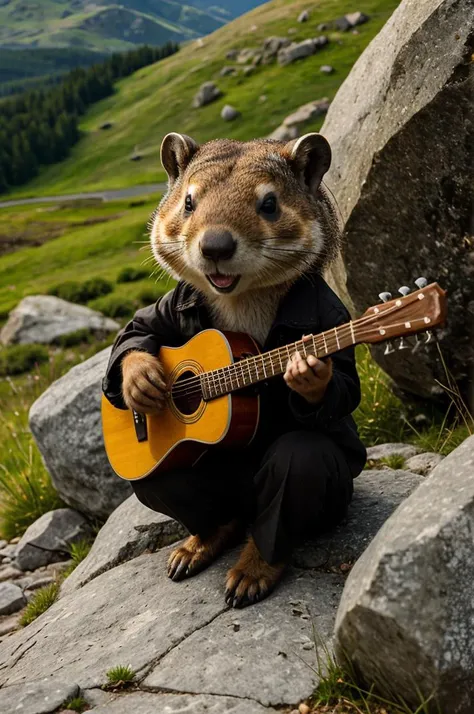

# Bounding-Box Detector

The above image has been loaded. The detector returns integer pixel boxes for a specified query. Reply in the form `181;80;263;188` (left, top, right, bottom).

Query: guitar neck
200;322;357;400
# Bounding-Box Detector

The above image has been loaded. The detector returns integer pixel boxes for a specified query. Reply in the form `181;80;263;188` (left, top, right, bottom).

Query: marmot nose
200;229;236;261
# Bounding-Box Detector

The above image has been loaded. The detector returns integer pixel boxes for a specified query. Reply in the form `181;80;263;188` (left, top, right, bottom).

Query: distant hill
0;0;267;53
0;47;107;96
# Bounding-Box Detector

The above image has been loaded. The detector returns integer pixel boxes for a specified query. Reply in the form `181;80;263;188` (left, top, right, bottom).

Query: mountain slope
8;0;401;197
0;0;237;52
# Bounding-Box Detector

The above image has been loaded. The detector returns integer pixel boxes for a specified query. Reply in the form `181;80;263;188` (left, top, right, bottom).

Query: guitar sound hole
171;370;202;415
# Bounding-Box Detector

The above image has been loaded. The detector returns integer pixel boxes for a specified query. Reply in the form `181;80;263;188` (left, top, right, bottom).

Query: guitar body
102;329;260;481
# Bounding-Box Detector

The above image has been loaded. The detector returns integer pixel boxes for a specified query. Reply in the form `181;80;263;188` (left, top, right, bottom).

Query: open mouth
206;273;241;293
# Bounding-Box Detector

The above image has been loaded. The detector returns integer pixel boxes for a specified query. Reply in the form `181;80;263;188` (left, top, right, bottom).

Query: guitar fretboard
199;322;357;400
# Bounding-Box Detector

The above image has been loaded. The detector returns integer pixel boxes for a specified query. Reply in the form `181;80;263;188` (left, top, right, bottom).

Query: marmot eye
260;194;278;216
184;194;194;213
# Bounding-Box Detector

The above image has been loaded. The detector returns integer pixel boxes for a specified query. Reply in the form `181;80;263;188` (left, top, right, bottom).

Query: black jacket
102;273;367;477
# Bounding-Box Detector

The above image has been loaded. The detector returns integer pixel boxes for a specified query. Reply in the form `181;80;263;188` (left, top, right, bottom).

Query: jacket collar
174;272;323;329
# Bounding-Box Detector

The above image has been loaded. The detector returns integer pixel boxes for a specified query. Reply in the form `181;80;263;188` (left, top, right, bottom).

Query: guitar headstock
355;278;447;352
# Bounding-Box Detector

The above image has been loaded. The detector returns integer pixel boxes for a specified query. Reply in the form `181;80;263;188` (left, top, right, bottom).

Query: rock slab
15;509;92;571
61;495;186;595
366;442;421;461
92;692;279;714
0;678;79;714
323;0;474;403
335;435;474;713
192;81;221;108
29;347;131;519
0;295;118;345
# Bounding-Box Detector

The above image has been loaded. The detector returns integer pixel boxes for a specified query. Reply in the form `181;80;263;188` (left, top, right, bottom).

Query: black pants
132;430;354;565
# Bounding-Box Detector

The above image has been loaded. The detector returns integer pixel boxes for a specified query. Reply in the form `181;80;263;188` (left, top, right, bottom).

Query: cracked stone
91;692;279;713
405;452;445;476
0;546;227;690
366;443;421;461
61;495;186;596
143;570;343;707
292;469;422;569
0;677;78;714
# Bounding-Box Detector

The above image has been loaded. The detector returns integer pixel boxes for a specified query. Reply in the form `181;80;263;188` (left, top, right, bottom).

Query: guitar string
169;310;425;399
168;317;430;401
169;299;417;398
168;300;405;397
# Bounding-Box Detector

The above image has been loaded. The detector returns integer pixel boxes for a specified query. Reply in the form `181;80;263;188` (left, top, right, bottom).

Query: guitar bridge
132;410;148;442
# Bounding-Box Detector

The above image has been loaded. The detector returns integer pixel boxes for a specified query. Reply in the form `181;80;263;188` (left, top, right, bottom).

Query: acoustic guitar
102;279;446;481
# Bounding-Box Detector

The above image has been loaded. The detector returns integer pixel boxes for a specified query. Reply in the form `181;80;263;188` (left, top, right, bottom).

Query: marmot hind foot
225;537;285;608
167;520;243;582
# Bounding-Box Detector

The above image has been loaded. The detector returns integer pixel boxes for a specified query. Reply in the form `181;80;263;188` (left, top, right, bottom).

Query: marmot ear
161;133;199;185
284;133;331;194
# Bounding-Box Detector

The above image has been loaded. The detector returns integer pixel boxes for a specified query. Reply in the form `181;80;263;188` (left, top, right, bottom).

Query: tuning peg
384;341;395;355
398;286;411;297
398;337;412;350
415;277;428;289
378;291;392;303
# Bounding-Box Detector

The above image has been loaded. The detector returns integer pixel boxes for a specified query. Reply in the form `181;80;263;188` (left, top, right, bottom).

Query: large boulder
335;435;474;713
29;347;131;519
322;0;474;404
0;295;119;345
15;509;91;572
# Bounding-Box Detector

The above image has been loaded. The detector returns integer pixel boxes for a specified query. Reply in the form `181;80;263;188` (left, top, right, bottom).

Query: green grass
19;581;60;627
5;0;401;198
63;697;89;713
62;538;95;579
379;454;407;470
105;665;136;689
0;344;49;377
0;197;167;318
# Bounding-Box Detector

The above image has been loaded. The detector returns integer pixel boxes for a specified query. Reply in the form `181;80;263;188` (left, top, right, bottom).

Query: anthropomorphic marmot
103;132;366;608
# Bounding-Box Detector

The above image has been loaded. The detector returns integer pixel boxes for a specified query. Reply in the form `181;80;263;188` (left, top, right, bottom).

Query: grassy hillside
0;0;255;53
7;0;400;198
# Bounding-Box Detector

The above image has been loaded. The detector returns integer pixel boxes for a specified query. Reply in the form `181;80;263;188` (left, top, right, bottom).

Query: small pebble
9;537;20;545
2;558;11;565
302;642;314;650
299;704;311;714
290;710;300;714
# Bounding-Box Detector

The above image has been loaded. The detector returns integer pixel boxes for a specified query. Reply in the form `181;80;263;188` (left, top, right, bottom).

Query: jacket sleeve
288;304;362;428
102;289;182;409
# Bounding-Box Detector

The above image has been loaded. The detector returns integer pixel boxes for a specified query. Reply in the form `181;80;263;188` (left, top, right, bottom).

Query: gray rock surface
345;11;369;26
268;124;299;141
219;65;237;76
297;9;309;22
15;509;91;572
320;64;334;73
262;36;290;59
235;47;257;64
405;451;445;476
221;104;240;121
0;295;119;345
335;435;474;712
29;347;131;519
269;98;330;141
0;565;22;582
323;0;474;402
0;678;79;714
92;692;279;713
192;81;222;108
143;570;343;707
0;582;26;615
366;442;421;461
278;37;328;66
61;495;186;595
293;468;422;569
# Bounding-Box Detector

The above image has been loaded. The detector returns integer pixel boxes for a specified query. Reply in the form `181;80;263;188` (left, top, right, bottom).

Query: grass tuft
117;266;149;283
0;344;49;377
89;293;135;318
19;581;60;626
379;454;407;470
62;537;94;579
105;664;136;689
64;696;89;712
48;277;113;304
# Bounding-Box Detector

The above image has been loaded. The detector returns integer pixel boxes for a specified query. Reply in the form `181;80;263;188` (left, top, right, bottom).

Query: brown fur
225;537;285;608
167;520;244;581
121;351;166;414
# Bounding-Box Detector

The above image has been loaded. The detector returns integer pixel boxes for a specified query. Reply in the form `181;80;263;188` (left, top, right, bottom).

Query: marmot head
150;133;340;298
